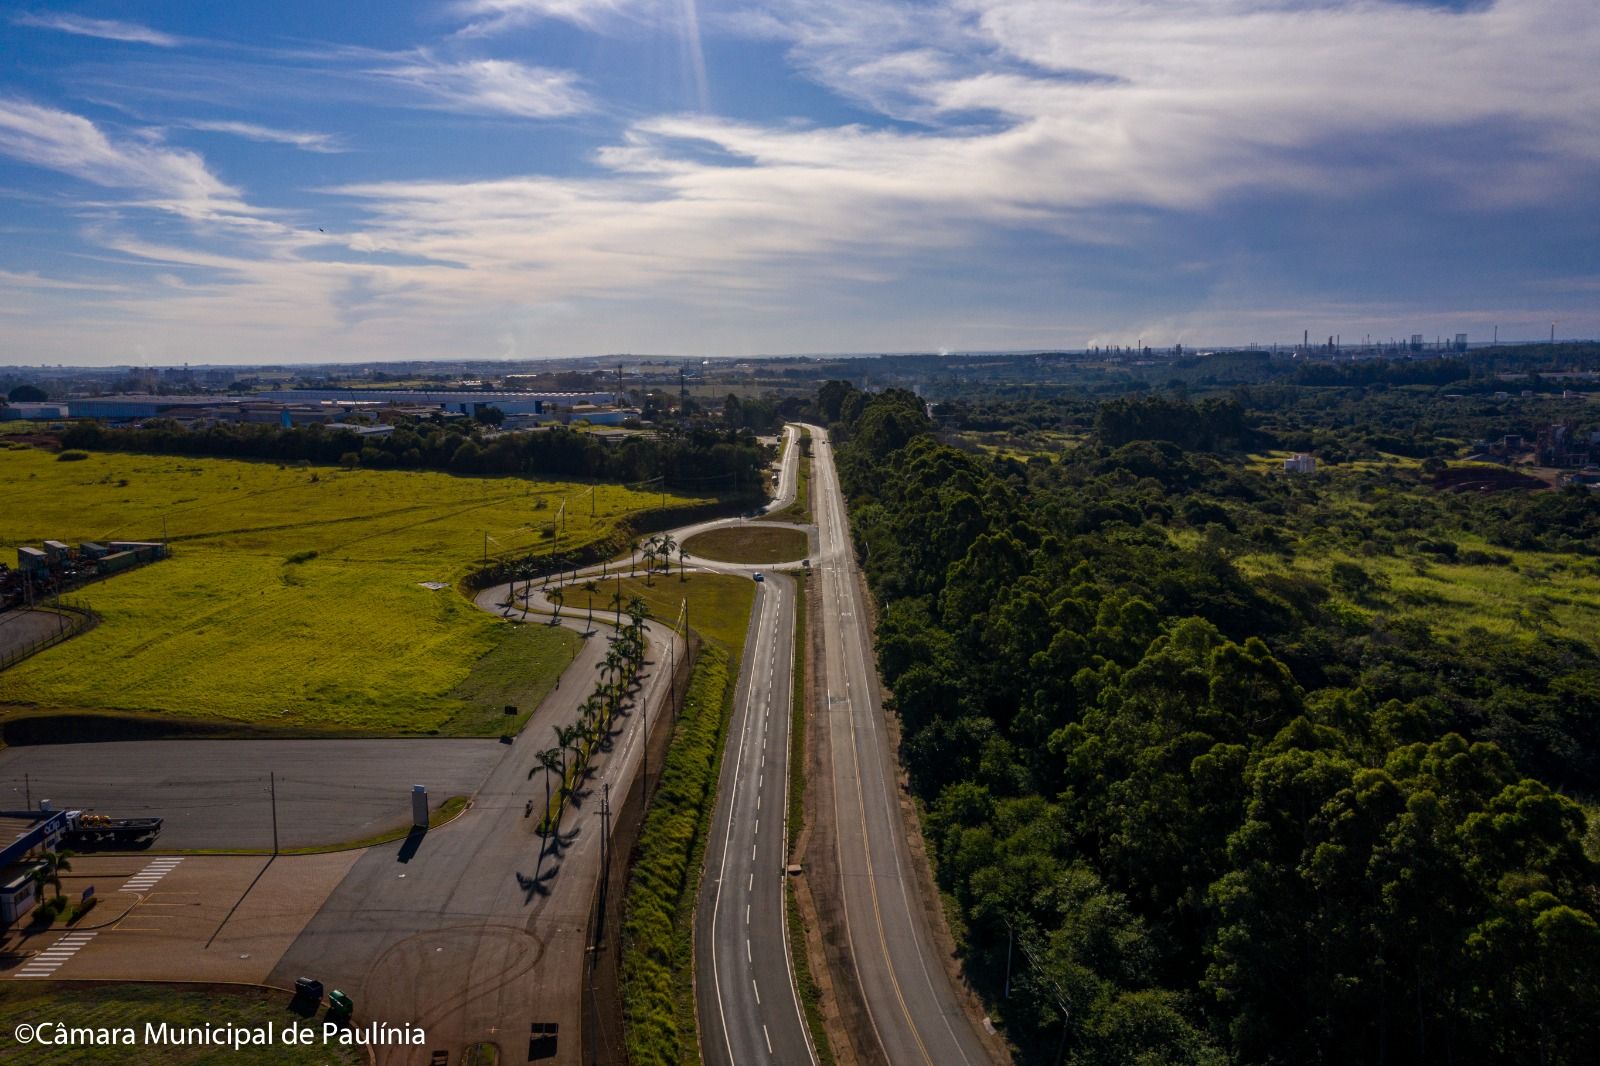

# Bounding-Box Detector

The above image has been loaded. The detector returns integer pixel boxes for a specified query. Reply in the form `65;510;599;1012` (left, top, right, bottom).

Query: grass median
682;524;807;565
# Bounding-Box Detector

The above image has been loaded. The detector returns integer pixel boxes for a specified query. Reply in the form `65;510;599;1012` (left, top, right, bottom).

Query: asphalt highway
807;425;995;1066
696;574;816;1066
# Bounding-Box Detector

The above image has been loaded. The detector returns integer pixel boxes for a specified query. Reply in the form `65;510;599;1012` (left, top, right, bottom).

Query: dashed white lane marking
14;932;96;978
120;857;183;892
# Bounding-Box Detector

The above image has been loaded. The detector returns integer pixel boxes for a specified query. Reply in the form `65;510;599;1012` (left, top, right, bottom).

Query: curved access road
806;424;996;1066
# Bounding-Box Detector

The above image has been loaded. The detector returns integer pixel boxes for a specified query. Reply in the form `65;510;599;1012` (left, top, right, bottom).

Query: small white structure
1284;453;1318;474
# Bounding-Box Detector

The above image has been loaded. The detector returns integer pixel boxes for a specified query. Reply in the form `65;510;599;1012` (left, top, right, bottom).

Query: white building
1284;453;1318;474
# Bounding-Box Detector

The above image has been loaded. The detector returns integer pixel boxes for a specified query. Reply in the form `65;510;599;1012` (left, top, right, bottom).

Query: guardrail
0;599;96;672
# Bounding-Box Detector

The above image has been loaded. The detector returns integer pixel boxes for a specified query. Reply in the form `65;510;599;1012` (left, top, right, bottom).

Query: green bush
56;450;89;462
620;646;734;1066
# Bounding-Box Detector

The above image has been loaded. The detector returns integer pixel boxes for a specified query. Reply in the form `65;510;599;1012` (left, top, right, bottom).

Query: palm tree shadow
518;863;560;902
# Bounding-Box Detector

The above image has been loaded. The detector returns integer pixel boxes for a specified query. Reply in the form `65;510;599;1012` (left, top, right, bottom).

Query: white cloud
12;12;183;47
373;56;592;117
0;99;270;225
3;0;1598;361
185;120;344;153
451;0;642;36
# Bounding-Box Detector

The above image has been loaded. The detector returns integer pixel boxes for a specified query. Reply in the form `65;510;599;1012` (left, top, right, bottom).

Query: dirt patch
684;524;809;565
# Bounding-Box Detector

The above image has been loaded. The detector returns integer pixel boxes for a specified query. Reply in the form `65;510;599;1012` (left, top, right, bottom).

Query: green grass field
682;525;808;565
0;448;706;734
0;984;363;1065
575;571;755;659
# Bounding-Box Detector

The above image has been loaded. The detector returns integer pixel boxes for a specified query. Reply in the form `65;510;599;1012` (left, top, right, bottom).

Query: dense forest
823;383;1600;1064
56;417;768;493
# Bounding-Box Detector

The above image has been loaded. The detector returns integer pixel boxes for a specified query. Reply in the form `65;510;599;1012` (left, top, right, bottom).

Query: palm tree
641;536;659;586
548;585;565;623
658;533;677;576
535;748;561;832
678;545;688;581
610;585;624;628
32;849;73;901
629;539;641;577
582;580;600;633
552;724;576;800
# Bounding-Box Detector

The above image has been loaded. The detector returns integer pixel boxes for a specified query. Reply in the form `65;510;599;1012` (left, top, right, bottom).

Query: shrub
56;450;89;462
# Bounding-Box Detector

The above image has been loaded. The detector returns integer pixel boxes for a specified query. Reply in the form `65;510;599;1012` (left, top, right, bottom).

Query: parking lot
0;738;502;849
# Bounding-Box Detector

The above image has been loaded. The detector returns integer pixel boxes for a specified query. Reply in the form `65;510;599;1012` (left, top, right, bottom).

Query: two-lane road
696;575;815;1066
807;425;995;1066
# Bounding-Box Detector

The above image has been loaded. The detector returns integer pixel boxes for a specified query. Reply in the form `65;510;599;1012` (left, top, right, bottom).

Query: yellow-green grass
0;448;707;733
682;525;808;565
585;572;755;660
1235;535;1600;651
0;983;363;1065
1244;450;1430;474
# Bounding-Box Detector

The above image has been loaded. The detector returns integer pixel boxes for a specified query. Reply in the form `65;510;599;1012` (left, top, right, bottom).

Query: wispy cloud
2;0;1597;362
451;0;639;37
372;56;592;118
12;12;183;47
184;120;343;153
0;99;270;225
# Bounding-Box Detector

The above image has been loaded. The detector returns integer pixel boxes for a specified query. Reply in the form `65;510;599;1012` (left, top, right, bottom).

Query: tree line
817;381;1600;1065
56;417;768;492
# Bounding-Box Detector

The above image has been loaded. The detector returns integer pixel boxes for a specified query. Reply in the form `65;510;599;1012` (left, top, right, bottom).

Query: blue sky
0;0;1595;364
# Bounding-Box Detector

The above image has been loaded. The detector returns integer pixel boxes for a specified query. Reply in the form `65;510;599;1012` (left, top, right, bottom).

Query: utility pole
599;783;611;905
269;772;279;856
1004;922;1014;999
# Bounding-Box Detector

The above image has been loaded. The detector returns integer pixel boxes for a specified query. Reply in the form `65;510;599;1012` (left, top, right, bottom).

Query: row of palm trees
633;533;684;586
533;596;650;837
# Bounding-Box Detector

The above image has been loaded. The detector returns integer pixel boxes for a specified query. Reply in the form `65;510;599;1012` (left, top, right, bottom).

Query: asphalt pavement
807;425;995;1066
0;739;502;849
696;575;816;1066
269;613;683;1065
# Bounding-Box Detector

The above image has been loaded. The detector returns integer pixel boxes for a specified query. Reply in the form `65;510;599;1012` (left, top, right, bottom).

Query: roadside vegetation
620;644;736;1066
822;381;1600;1064
0;984;364;1065
615;559;757;1063
682;524;807;565
0;447;704;734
